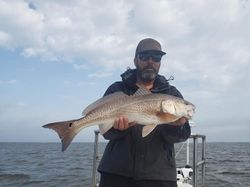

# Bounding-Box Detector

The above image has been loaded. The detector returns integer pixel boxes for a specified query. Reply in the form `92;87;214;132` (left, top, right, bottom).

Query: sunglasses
138;53;163;62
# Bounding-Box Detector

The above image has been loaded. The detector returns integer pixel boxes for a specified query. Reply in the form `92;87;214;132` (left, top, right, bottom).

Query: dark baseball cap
135;38;166;57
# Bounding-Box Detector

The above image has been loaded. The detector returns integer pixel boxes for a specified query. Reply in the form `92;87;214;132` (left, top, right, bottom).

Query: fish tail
43;120;78;152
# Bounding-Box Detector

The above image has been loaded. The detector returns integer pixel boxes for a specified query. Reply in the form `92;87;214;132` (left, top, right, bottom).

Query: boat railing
190;134;206;187
90;130;206;187
91;130;101;187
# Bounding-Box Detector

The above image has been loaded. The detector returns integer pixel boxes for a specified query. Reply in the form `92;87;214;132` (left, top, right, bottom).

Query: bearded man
98;38;190;187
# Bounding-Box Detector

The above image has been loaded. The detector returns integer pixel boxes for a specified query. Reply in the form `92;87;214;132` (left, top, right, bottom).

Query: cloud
0;79;17;84
0;0;135;66
0;101;28;119
73;64;89;70
63;80;96;87
1;0;249;72
88;72;112;78
1;0;250;141
0;31;13;49
0;0;44;48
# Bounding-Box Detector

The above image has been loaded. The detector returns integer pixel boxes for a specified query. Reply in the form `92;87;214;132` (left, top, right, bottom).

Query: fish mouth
187;111;193;119
187;105;195;119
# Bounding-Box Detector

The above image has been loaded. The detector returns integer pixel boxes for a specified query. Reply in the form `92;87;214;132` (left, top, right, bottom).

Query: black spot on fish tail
42;120;78;151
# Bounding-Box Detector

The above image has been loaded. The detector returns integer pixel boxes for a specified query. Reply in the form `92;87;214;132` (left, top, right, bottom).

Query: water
0;142;249;187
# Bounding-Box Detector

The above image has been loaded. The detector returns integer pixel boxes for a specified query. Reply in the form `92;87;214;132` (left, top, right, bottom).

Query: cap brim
138;50;166;56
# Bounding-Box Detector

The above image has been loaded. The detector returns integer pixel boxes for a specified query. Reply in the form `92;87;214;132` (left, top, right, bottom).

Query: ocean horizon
1;142;249;187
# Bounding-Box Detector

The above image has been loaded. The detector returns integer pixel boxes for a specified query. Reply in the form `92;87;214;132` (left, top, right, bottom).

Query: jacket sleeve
159;87;191;143
159;122;191;143
101;82;130;140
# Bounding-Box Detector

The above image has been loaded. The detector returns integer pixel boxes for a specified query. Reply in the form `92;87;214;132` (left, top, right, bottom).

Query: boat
177;166;193;187
90;131;206;187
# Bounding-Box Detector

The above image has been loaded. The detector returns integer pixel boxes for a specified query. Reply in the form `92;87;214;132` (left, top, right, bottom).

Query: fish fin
157;111;180;123
133;87;151;96
142;124;157;137
98;123;114;135
43;120;78;152
82;92;129;116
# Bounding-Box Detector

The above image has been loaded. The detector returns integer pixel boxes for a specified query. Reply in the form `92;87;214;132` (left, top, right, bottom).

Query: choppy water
0;142;249;187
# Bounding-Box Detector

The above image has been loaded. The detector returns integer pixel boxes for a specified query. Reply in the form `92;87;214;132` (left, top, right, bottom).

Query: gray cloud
0;0;250;141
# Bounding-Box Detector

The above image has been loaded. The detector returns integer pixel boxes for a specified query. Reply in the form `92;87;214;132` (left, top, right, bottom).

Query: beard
137;66;159;83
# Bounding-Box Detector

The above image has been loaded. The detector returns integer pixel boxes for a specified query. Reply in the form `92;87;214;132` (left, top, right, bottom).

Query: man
98;38;191;187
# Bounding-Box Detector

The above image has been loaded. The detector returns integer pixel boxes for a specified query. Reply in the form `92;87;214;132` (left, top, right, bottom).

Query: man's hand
169;117;187;126
113;117;136;131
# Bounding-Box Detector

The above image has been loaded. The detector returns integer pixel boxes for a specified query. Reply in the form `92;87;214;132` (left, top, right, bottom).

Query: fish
43;88;195;151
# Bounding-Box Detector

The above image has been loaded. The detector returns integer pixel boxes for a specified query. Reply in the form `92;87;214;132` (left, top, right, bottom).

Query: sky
0;0;250;143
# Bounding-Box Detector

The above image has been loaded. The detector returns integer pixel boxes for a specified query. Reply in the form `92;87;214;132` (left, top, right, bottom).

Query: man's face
134;52;163;83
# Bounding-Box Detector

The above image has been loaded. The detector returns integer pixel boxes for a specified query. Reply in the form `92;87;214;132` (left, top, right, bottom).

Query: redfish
43;88;195;151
